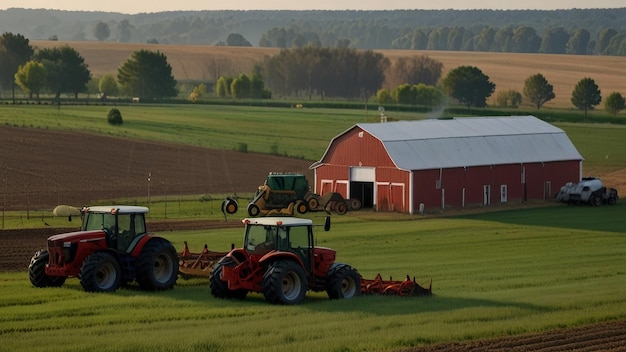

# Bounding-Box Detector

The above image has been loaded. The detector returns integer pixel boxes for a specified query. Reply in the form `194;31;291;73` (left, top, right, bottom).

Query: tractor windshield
246;225;276;252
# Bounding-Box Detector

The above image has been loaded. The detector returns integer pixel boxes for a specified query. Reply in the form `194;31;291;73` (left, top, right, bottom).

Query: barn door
483;185;491;205
500;185;508;203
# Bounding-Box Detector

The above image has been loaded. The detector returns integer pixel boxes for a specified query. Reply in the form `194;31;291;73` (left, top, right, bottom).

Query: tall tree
441;65;495;108
98;74;118;99
567;29;590;55
512;26;541;53
540;27;570;54
604;92;625;115
93;21;110;41
0;32;34;103
117;49;177;100
35;45;91;99
523;73;555;109
571;77;602;120
14;60;46;99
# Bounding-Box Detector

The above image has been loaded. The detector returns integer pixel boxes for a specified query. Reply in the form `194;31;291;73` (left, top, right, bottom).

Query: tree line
1;32;624;117
1;8;625;55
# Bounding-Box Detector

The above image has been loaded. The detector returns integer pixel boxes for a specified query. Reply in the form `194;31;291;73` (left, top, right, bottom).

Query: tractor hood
47;230;106;243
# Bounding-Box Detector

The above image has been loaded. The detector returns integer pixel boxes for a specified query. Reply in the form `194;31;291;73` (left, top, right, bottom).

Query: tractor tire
334;201;348;215
295;200;308;214
136;238;178;291
247;203;260;217
590;192;602;206
222;198;238;214
262;260;307;305
349;198;362;210
325;263;361;299
29;250;66;288
307;197;319;210
209;257;248;299
79;251;121;292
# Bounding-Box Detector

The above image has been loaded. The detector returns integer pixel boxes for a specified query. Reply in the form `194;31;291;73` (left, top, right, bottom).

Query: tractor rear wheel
210;257;248;299
29;250;67;288
136;238;178;291
80;251;121;292
326;263;361;299
262;260;307;305
307;196;319;210
334;201;348;215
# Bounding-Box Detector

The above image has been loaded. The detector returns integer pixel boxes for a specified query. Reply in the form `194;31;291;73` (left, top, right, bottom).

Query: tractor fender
129;234;155;257
259;251;305;270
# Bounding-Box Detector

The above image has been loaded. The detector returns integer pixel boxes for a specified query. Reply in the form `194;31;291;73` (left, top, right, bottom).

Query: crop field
30;40;626;109
1;102;626;350
1;204;626;351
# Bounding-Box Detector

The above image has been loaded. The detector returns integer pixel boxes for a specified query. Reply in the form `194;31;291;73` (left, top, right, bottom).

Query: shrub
107;108;123;125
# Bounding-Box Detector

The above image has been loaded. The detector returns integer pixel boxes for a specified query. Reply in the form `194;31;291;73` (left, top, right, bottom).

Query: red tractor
29;205;179;292
210;216;361;305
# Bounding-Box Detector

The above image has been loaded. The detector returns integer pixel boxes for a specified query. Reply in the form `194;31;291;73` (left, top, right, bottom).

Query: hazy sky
1;0;624;14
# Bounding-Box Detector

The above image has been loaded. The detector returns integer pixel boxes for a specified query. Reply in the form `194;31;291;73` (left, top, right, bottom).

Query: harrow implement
178;242;229;278
361;274;432;296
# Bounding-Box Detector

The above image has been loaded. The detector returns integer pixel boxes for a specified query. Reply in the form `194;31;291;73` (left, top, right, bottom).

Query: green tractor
244;173;361;217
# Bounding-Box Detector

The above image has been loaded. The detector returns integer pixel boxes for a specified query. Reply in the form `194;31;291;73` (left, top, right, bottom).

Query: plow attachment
361;274;432;296
178;242;229;278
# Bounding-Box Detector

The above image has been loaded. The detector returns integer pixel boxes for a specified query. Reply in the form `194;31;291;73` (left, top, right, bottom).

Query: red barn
310;116;583;214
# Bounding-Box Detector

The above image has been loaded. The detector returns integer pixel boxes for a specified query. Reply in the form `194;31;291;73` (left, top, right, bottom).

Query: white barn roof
319;116;583;171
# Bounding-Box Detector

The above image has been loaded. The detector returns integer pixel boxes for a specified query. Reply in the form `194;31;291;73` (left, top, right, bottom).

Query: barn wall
323;127;396;167
315;126;582;214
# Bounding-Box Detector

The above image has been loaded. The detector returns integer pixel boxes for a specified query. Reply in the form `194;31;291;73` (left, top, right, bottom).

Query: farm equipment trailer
180;215;431;305
240;173;362;217
29;205;179;292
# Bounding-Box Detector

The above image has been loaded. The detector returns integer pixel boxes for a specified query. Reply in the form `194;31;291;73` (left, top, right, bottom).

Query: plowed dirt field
1;125;624;352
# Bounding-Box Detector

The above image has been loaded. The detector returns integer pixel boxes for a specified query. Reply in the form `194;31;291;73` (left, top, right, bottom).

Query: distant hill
1;8;625;53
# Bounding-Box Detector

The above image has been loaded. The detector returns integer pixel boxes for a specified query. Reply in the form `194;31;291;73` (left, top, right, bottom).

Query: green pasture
2;104;625;169
1;204;625;352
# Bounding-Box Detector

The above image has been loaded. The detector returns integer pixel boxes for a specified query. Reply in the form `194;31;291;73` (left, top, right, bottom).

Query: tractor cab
81;206;148;252
243;217;315;271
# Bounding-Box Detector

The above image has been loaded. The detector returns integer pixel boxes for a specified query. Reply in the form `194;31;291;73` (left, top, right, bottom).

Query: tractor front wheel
326;263;361;299
262;260;307;305
210;257;248;299
136;238;178;291
29;249;66;288
80;251;121;292
295;200;308;214
247;204;260;217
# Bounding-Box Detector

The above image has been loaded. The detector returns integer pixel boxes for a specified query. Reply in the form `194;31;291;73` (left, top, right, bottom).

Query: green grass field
2;204;625;352
1;104;625;351
3;104;625;166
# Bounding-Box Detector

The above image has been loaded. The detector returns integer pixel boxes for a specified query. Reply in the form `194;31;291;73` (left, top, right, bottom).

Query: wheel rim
96;262;117;289
340;276;357;298
153;252;174;283
282;272;302;301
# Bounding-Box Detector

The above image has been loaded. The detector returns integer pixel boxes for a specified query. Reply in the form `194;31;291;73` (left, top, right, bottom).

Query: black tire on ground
29;249;67;288
295;200;308;214
262;260;307;305
209;257;248;299
136;237;178;291
308;197;319;210
247;203;260;217
334;201;348;215
349;198;362;210
79;251;121;292
590;192;602;206
326;263;361;299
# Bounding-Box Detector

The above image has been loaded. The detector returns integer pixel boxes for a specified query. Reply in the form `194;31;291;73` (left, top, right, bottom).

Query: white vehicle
555;177;618;206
